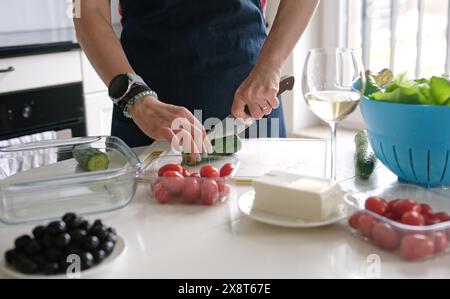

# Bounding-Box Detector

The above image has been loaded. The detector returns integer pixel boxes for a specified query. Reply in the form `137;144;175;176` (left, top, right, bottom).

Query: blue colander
360;97;450;187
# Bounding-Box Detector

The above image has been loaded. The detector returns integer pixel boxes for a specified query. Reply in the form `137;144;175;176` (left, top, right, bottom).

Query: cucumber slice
73;148;109;172
354;130;377;180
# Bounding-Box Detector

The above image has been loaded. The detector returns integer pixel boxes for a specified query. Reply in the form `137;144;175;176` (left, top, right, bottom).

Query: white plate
237;191;353;228
0;235;126;279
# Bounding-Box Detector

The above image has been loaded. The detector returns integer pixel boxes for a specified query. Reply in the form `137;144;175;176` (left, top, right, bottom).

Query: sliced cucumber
73;148;109;172
354;130;377;180
211;135;242;156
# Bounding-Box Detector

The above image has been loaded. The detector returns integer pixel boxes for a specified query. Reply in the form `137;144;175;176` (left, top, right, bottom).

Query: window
343;0;450;78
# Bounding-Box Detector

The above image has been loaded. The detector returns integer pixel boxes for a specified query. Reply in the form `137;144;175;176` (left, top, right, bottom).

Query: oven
0;82;86;140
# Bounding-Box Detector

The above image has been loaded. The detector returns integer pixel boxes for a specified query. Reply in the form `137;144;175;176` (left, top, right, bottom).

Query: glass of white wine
302;48;366;182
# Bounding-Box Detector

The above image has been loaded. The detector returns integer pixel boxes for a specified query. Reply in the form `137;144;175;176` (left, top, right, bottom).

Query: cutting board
140;138;328;182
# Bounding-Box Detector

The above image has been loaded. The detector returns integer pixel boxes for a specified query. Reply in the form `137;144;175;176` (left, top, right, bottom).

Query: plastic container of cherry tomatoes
345;183;450;261
140;155;240;206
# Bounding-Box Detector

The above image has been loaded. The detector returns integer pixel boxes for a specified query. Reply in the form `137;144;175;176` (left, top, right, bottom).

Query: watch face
109;74;130;99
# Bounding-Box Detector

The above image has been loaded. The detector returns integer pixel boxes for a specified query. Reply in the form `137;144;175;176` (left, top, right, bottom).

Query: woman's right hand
130;96;212;154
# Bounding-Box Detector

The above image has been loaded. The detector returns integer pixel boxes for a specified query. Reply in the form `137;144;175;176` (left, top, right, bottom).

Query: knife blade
207;75;295;140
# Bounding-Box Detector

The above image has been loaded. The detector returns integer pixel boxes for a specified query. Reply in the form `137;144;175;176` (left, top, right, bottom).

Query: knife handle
243;75;295;115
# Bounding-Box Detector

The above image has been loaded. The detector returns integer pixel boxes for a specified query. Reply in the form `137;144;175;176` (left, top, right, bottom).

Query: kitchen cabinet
84;92;113;137
0;51;82;94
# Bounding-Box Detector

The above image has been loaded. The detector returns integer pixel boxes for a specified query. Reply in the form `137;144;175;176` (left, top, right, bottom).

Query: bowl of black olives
2;213;125;278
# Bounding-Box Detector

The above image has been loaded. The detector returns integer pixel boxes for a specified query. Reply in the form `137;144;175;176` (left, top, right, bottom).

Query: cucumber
73;147;109;172
181;135;243;166
354;130;377;179
211;135;242;156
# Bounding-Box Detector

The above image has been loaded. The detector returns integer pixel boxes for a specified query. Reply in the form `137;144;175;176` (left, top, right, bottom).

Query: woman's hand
231;63;282;120
130;96;212;154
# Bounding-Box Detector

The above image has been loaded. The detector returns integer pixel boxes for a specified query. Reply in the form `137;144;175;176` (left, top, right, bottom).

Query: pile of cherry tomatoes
348;196;450;260
151;163;235;205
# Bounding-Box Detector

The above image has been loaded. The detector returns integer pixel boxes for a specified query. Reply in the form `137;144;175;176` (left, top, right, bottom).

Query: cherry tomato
432;232;449;253
420;204;434;217
365;196;388;216
158;164;183;177
201;180;219;205
392;199;421;218
401;234;435;260
200;165;220;178
400;211;425;226
181;178;201;204
358;214;376;238
385;212;397;221
372;222;400;251
182;168;191;177
190;172;201;178
348;212;361;230
387;199;400;212
218;182;231;197
219;163;235;177
425;215;441;226
434;212;450;222
153;181;172;204
162;170;185;194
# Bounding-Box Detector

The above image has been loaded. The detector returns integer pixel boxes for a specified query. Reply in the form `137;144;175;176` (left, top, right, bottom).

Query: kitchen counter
0;25;122;58
1;139;450;279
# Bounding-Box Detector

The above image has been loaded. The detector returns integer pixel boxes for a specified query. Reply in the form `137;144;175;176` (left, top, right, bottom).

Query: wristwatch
108;73;149;105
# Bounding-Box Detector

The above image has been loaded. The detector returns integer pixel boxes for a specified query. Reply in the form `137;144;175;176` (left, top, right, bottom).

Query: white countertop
1;139;450;279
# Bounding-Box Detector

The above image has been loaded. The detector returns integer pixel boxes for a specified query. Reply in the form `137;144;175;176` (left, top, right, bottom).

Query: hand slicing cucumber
354;130;377;180
73;147;109;172
181;135;242;166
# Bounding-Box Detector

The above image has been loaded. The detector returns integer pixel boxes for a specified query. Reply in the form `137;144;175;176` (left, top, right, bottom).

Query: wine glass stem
330;122;337;183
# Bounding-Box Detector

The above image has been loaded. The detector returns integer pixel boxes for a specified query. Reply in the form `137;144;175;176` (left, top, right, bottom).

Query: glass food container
345;183;450;261
140;154;240;206
0;136;140;224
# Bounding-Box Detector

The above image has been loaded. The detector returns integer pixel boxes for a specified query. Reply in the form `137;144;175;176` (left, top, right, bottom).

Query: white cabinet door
84;92;113;136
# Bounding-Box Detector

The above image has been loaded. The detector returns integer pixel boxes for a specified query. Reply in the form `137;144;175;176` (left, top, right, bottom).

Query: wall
0;0;121;33
266;0;323;134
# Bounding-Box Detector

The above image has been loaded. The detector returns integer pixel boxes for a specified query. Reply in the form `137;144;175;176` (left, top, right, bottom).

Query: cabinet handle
0;66;15;73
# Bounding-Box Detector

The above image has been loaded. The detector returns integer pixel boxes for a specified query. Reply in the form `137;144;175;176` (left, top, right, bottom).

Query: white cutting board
234;138;327;180
140;138;328;181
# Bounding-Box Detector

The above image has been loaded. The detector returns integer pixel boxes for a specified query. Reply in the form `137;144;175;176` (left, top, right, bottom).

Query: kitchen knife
207;75;295;140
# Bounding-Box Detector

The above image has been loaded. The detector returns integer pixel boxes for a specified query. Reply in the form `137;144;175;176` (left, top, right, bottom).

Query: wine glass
302;48;366;182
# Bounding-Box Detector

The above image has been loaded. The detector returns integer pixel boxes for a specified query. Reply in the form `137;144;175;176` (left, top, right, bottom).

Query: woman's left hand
231;63;282;120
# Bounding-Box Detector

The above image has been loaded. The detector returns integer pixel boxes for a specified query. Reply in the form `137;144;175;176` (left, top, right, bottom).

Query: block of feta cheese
252;171;343;221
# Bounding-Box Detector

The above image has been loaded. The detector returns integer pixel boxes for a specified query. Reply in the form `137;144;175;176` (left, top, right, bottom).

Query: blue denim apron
113;0;286;147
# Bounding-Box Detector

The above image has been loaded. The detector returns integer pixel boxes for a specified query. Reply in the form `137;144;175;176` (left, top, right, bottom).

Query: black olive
31;255;47;271
78;219;90;231
69;229;87;246
47;221;67;235
107;227;117;235
90;227;109;241
40;233;53;248
15;254;38;274
5;249;18;265
92;219;104;228
45;248;64;263
105;233;117;244
43;262;60;275
62;213;77;225
101;241;115;256
79;251;94;270
83;235;100;251
65;245;82;257
14;235;32;251
32;226;46;240
53;233;71;249
23;240;41;256
92;249;106;265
